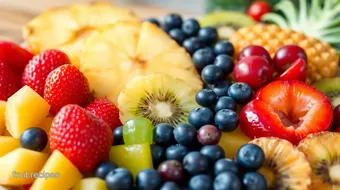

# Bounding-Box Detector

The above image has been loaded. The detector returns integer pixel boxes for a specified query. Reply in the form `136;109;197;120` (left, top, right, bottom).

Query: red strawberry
0;41;33;73
22;49;71;96
240;80;333;145
85;98;122;131
0;62;21;101
44;65;90;115
49;104;112;172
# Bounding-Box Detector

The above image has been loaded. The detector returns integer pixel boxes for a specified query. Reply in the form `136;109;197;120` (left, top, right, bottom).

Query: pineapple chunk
3;130;11;137
37;116;54;154
5;86;50;138
72;178;107;190
0;137;20;157
0;148;49;186
30;150;82;190
0;101;6;135
218;127;251;159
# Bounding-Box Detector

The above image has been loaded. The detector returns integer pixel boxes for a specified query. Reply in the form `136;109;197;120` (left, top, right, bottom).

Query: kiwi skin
313;77;340;107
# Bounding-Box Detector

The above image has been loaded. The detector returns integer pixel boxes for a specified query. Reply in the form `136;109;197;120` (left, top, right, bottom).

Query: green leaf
274;0;298;28
262;13;289;28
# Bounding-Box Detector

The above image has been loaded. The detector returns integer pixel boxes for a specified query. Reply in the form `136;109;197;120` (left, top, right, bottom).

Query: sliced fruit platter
0;0;339;189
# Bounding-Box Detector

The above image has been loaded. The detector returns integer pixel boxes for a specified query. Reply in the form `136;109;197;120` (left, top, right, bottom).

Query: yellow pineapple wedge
72;178;107;190
5;86;50;138
229;24;339;83
0;137;20;157
0;101;6;135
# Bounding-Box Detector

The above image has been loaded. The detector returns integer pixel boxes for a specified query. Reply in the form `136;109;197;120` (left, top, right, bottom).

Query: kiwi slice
118;75;199;126
199;11;256;40
313;77;340;107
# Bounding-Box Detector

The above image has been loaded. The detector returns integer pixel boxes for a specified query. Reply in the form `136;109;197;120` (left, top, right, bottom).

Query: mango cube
5;86;50;138
72;178;107;190
0;137;20;157
37;116;54;153
0;101;6;135
218;127;251;159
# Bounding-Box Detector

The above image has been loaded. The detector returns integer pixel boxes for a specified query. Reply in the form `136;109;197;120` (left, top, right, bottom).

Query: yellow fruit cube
72;178;107;190
3;130;11;137
218;127;251;159
0;148;49;186
110;144;153;177
30;150;82;190
0;101;6;135
37;116;54;153
5;86;50;138
0;137;20;157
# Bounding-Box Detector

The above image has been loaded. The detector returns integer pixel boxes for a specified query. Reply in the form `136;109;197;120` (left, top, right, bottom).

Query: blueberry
173;123;197;146
20;127;48;152
198;27;218;45
214;109;239;132
169;29;186;45
188;174;213;190
105;168;133;190
200;145;225;165
160;182;181;190
201;65;224;84
192;47;215;69
195;88;218;107
113;126;124;145
183;151;209;175
136;169;162;190
214;40;234;56
165;144;189;162
188;107;214;129
151;144;165;168
213;172;242;190
145;18;160;27
153;123;175;147
164;13;183;30
211;81;230;97
227;82;253;104
214;96;236;112
214;54;234;74
94;161;118;179
181;18;200;37
236;144;265;170
214;158;240;176
242;172;267;190
183;37;202;55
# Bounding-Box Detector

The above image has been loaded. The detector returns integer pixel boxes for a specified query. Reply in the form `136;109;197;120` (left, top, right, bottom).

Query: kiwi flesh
199;11;256;40
313;77;340;107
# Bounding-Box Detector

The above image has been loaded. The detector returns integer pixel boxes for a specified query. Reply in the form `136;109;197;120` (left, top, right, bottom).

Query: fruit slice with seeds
313;77;340;108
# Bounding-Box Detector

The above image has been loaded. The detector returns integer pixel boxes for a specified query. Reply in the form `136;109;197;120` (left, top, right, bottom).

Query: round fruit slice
118;75;199;126
250;137;312;189
298;132;340;189
313;77;340;107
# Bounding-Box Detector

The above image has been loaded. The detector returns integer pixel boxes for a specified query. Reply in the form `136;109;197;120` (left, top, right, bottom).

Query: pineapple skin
229;24;339;83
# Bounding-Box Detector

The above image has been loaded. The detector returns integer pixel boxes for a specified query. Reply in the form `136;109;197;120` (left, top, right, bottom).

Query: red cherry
233;56;274;90
334;105;340;126
247;1;272;22
238;45;272;63
275;58;307;81
273;45;308;73
335;127;340;133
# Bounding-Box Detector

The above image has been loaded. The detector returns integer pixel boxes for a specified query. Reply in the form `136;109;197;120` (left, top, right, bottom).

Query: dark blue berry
200;145;225;165
195;88;218;107
160;182;181;190
236;144;265;170
214;40;234;56
192;47;215;69
214;54;234;74
183;37;202;55
20;127;48;152
105;168;133;190
113;126;124;145
211;81;230;97
198;27;218;45
201;65;224;84
214;109;239;132
214;158;240;176
95;161;118;180
173;123;197;146
165;144;189;162
181;18;200;37
145;18;160;27
151;144;165;168
214;96;236;112
136;169;162;190
169;29;186;45
227;82;253;104
188;175;213;190
183;151;209;175
243;172;267;190
164;13;183;30
153;123;175;147
213;172;242;190
188;107;214;129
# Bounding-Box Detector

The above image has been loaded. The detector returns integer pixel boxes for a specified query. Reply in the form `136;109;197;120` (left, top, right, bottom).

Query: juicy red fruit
273;45;308;73
0;41;33;73
275;58;307;82
238;45;271;63
240;80;333;144
247;1;272;22
334;105;340;126
157;160;184;183
0;62;21;101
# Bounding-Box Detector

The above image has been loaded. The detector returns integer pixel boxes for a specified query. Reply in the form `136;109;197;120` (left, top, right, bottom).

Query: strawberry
44;65;90;115
0;62;21;101
0;41;33;73
22;49;71;96
85;98;122;131
49;104;113;172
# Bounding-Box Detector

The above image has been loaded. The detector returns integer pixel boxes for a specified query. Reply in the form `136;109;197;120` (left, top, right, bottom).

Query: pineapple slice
5;86;50;138
0;148;49;186
0;101;6;135
23;2;138;55
37;116;54;154
0;137;20;157
72;178;107;190
30;150;82;190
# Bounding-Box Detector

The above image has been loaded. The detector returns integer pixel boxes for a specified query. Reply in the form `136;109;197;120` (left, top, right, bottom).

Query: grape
157;160;184;183
197;125;221;145
123;118;153;145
